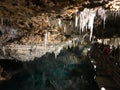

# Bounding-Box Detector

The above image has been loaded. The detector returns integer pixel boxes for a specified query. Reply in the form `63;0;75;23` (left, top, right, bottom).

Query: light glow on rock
101;87;106;90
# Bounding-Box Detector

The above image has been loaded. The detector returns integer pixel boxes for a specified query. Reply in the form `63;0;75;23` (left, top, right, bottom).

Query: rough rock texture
0;0;119;44
0;0;109;44
0;0;120;61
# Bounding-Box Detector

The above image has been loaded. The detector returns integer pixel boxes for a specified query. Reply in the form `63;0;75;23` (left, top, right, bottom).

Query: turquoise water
0;47;99;90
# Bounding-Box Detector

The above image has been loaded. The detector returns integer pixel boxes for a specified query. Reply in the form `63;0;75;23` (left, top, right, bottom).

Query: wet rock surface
0;65;11;81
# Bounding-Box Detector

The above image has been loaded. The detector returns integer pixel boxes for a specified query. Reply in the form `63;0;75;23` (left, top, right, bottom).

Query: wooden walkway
92;58;120;90
96;76;120;90
90;44;120;90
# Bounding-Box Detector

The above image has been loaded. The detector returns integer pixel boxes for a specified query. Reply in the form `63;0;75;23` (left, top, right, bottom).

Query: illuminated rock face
74;7;108;40
0;36;82;61
0;0;120;61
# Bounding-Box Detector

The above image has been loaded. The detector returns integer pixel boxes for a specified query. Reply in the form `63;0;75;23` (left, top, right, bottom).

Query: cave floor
90;44;120;90
96;76;120;90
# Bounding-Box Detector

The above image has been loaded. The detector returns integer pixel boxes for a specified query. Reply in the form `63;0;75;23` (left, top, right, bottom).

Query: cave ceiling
0;0;120;44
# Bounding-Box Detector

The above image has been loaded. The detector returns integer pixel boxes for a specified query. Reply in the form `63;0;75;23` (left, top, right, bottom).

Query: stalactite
75;7;109;41
103;15;106;29
97;7;107;29
79;12;83;32
9;28;17;40
79;12;82;33
55;47;62;59
46;16;50;26
83;8;90;32
0;17;13;27
75;13;78;28
114;10;120;18
117;10;120;17
64;24;66;33
2;46;6;56
78;8;96;40
79;8;91;33
58;18;62;27
44;32;47;50
88;10;96;41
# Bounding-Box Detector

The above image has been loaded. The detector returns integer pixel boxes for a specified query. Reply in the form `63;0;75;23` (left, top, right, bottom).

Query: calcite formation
0;0;120;61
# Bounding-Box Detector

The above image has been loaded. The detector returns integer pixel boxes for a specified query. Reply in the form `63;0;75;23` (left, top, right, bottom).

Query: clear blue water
0;47;99;90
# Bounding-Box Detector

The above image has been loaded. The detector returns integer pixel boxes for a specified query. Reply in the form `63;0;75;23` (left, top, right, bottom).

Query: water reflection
0;47;99;90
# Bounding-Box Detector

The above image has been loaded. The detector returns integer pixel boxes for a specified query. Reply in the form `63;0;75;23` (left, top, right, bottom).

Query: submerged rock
0;65;11;81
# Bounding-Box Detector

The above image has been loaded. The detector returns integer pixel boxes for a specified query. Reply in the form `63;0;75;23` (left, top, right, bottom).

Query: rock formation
0;0;120;61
